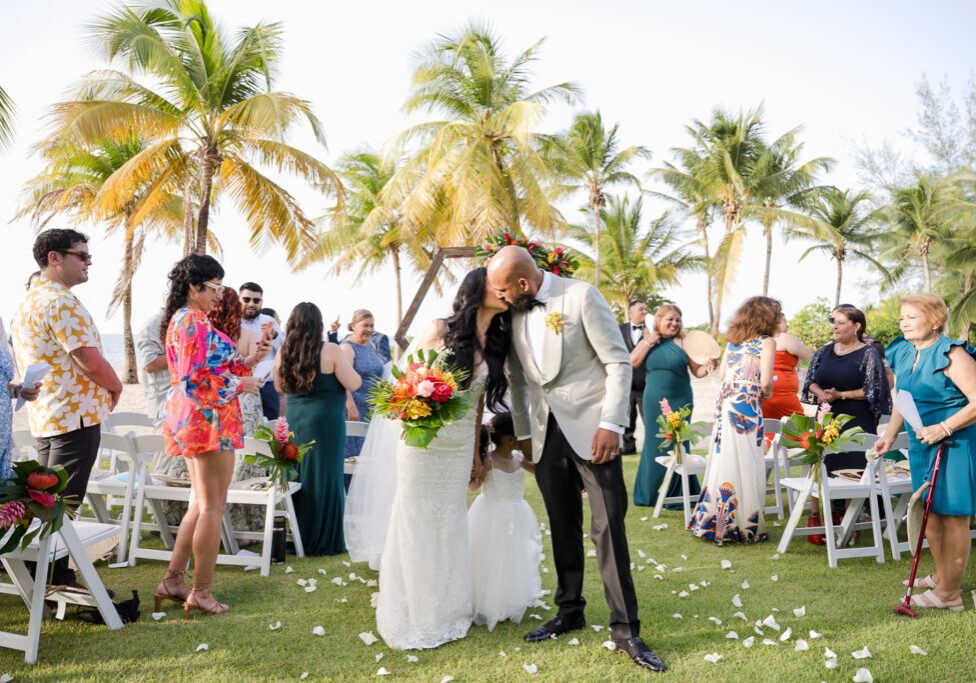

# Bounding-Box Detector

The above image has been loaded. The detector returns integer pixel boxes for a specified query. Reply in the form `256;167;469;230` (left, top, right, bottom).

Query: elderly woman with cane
875;294;976;612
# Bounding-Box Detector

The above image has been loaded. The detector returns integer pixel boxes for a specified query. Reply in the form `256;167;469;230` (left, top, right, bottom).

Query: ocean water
102;333;125;367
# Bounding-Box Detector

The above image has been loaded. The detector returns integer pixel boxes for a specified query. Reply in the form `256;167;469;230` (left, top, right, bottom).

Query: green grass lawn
2;455;974;681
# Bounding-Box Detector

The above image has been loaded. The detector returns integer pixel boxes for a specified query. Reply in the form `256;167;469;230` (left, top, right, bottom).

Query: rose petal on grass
568;638;580;646
654;574;664;580
376;654;384;663
721;559;732;569
795;640;809;651
640;516;648;521
318;568;328;575
196;643;209;652
853;667;873;683
297;578;307;586
779;627;792;642
312;626;325;636
304;585;317;593
269;621;282;630
602;641;616;650
678;591;689;598
852;646;872;660
367;579;378;587
300;674;308;680
637;549;646;558
151;612;166;621
673;566;683;573
704;652;723;663
825;658;838;669
441;677;454;683
331;577;343;586
793;606;806;617
754;626;765;636
375;668;391;676
681;554;688;560
359;631;379;645
771;575;778;582
762;615;781;631
732;594;743;608
741;580;750;589
742;636;755;648
407;655;419;662
587;549;597;557
637;566;645;572
499;651;506;657
0;675;13;683
770;553;780;560
825;647;837;659
672;613;682;619
708;617;722;625
335;598;348;603
809;630;823;639
529;614;542;620
910;645;927;656
522;664;538;674
284;566;294;574
591;625;604;632
726;631;739;639
689;584;699;591
342;561;351;567
762;638;779;646
733;611;747;621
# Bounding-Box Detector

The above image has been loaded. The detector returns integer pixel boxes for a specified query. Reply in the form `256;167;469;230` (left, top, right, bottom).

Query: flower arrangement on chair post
0;461;75;553
368;348;473;448
246;417;315;491
655;399;708;466
781;403;865;501
476;229;579;277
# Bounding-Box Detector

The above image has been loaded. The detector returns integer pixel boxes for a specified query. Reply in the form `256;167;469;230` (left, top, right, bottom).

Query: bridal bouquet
655;399;708;462
368;349;472;448
781;403;865;498
0;460;76;553
246;417;315;491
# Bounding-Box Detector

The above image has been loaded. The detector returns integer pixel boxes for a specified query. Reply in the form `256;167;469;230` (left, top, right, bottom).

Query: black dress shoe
611;636;667;672
523;615;586;642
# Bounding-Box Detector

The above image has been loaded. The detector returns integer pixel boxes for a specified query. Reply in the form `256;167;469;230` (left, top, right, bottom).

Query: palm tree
383;21;580;246
882;179;955;290
565;195;703;311
44;0;341;263
18;136;183;382
544;111;648;286
746;132;832;295
307;148;434;329
793;188;889;307
649;147;717;332
0;85;14;149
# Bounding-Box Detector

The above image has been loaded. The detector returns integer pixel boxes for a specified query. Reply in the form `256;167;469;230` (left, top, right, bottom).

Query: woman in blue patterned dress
689;297;779;545
0;318;41;481
340;310;386;460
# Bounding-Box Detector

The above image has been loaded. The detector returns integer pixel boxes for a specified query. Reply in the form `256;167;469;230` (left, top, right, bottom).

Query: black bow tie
633;324;644;330
529;299;546;310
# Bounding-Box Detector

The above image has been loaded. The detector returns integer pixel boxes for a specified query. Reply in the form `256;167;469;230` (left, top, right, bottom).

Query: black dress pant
259;381;280;420
621;390;644;454
534;412;640;640
34;423;101;585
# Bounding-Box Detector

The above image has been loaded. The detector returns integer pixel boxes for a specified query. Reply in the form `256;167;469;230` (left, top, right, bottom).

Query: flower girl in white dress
467;412;543;630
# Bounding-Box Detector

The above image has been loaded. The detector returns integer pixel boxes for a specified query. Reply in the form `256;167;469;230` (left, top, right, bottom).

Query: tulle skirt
467;494;544;631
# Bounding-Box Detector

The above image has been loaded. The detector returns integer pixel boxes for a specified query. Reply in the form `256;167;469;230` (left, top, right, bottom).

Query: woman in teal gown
876;294;976;612
630;305;716;507
274;303;362;555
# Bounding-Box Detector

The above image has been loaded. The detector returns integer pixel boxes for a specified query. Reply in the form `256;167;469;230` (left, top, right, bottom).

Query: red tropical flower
280;442;299;461
430;382;453;402
27;471;59;491
27;489;56;507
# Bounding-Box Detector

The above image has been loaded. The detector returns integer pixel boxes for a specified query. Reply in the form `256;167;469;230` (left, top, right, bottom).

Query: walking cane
893;439;954;617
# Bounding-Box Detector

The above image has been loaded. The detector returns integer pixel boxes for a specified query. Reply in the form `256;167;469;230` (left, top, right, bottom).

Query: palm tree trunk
119;220;139;384
593;204;601;288
835;257;843;308
194;147;220;254
391;245;403;328
762;223;773;296
710;211;737;338
922;250;932;291
181;176;195;256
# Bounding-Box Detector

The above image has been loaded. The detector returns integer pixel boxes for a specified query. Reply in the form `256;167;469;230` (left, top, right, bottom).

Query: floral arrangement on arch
655;399;708;461
781;403;865;498
0;461;76;553
475;230;579;277
368;349;473;448
245;417;315;491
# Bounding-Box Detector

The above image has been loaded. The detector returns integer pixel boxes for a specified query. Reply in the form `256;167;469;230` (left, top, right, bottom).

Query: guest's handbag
906;482;930;555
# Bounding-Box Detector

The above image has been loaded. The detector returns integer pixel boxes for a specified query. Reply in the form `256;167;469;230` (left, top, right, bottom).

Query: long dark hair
442;267;510;412
160;254;225;342
278;302;325;395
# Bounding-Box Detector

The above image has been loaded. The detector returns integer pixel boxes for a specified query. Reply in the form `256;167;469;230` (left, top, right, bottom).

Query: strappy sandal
154;569;189;610
183;583;229;620
909;588;964;612
903;574;937;589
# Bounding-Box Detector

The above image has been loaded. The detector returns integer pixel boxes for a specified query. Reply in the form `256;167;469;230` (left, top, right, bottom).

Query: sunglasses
59;249;92;263
201;281;225;296
241;296;262;304
827;317;849;325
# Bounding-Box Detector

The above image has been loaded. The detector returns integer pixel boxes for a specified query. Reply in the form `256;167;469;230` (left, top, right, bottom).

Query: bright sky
2;0;973;337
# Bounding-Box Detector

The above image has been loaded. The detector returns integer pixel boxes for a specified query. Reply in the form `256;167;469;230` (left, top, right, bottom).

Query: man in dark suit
619;300;648;454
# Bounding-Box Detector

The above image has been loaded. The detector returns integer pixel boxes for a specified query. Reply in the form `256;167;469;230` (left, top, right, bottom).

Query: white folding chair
1;517;123;663
651;421;712;526
128;435;305;576
777;434;886;567
762;418;785;519
344;420;370;475
80;431;150;563
11;430;38;463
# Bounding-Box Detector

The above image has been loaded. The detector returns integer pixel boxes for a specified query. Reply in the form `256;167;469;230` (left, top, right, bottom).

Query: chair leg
283;489;304;558
24;535;52;664
867;488;884;563
777;474;814;555
652;458;676;519
260;493;275;577
823;500;838;568
680;470;692;527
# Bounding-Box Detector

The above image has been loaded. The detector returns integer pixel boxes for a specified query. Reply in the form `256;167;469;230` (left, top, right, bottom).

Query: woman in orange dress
761;313;812;422
154;255;263;618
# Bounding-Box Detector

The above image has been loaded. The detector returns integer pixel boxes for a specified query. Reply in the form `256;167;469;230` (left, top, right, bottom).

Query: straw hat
683;330;722;365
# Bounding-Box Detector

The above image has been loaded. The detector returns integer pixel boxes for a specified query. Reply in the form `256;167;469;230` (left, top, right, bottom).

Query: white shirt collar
534;271;552;305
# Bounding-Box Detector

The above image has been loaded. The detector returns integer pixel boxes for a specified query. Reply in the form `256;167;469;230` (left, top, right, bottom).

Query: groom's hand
591;428;620;465
517;438;533;461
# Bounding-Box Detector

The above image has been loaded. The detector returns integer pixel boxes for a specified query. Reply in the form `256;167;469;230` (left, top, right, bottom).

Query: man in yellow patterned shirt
11;228;122;591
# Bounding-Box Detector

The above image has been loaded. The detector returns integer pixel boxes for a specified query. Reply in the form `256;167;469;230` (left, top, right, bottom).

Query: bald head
486;245;544;310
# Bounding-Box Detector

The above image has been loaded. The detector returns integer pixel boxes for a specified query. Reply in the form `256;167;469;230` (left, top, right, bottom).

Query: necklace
833;341;861;355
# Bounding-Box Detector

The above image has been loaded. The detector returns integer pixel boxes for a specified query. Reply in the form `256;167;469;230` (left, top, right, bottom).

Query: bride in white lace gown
373;268;511;650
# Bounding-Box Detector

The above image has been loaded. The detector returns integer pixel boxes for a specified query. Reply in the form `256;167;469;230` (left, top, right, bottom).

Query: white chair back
105;412;156;429
346;420;370;438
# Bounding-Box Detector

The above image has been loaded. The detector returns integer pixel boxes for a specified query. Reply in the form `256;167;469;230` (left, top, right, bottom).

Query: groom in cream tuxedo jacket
487;246;666;673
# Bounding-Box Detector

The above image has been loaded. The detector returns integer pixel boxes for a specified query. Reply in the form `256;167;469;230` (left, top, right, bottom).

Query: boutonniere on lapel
545;311;565;334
